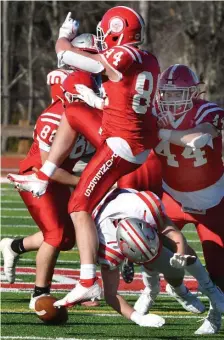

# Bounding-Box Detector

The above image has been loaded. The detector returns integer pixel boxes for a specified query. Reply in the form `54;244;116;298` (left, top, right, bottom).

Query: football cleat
121;259;135;284
53;280;102;308
166;284;206;313
195;304;222;335
134;285;160;315
7;173;48;198
199;283;224;313
0;238;19;283
29;293;50;310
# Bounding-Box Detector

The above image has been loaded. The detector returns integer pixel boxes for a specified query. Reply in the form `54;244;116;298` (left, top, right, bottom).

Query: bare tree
27;1;35;122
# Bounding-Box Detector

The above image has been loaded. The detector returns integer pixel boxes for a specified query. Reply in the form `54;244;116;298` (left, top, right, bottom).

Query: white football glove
58;12;79;40
75;84;104;110
131;311;165;327
170;253;196;269
186;133;213;150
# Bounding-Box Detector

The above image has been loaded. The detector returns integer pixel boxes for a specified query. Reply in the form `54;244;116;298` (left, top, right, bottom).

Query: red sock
36;171;50;181
80;277;97;288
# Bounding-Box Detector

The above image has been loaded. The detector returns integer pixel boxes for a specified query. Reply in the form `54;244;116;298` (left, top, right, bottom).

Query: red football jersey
19;99;88;174
100;45;160;154
154;98;224;192
19;70;97;173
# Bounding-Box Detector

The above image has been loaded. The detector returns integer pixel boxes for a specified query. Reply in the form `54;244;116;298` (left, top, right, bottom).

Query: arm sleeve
57;50;104;74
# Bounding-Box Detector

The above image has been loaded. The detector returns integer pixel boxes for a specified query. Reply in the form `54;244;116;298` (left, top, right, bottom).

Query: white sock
173;283;188;295
142;266;159;289
40;160;58;178
187;258;213;288
80;264;96;280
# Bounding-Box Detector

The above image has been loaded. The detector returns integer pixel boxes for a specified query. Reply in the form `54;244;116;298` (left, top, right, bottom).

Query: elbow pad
57;50;104;74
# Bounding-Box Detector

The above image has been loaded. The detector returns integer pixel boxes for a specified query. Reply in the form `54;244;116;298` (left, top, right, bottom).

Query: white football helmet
116;218;160;264
71;33;99;53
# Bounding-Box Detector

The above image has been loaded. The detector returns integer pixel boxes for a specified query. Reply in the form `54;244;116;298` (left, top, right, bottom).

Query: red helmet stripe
99;244;124;260
120;220;154;258
137;191;164;229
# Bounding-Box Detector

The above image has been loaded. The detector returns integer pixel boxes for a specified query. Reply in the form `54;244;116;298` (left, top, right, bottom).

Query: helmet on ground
158;64;200;118
96;6;145;50
116;218;160;264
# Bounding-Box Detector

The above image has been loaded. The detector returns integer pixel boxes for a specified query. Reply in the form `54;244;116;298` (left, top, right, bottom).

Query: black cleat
121;259;134;284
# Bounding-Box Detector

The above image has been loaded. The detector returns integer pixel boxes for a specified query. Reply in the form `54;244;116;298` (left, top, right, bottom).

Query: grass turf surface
1;184;224;339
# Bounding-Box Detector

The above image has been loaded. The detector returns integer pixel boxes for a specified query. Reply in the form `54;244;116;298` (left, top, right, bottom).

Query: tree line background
1;0;224;127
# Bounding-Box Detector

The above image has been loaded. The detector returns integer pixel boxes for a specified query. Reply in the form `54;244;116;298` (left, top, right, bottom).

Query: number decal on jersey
155;141;178;167
104;49;124;66
132;72;153;114
40;125;57;143
112;52;124;66
70;135;86;160
182;147;207;167
155;140;207;167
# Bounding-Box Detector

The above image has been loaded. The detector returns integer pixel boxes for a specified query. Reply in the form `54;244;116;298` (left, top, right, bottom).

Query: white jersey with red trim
93;188;165;269
154;98;224;210
100;45;160;158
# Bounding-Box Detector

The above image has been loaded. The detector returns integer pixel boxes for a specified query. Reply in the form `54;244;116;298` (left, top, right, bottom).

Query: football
35;296;68;325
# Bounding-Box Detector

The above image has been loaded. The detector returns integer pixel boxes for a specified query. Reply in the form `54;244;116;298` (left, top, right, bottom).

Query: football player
119;64;224;334
7;6;160;306
1;33;103;307
61;187;223;330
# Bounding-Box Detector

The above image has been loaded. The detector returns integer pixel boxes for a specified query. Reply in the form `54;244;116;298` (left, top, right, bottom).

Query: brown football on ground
35;296;68;325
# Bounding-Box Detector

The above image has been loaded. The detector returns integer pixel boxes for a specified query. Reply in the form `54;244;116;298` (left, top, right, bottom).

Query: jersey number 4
155;140;207;167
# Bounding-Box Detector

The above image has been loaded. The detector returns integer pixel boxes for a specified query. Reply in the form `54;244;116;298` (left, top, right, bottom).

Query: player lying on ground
1;33;103;308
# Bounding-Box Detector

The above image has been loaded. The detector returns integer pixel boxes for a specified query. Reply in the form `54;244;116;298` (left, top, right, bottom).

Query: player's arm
158;123;218;149
101;265;164;327
158;215;187;255
39;149;80;187
56;14;133;82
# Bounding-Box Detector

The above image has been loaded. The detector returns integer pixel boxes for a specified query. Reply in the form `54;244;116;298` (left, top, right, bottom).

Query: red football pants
19;171;75;250
118;150;162;196
68;142;140;213
65;102;102;149
162;191;224;279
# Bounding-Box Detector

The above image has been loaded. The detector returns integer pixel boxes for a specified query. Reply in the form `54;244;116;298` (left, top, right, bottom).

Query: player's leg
7;104;102;196
54;142;140;307
135;246;205;315
194;199;224;334
0;231;43;284
19;180;74;307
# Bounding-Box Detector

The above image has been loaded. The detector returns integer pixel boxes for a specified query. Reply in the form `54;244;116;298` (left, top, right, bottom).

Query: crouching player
53;187;222;327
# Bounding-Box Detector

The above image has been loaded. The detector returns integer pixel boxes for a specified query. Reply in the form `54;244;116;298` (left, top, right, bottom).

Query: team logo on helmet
109;17;124;33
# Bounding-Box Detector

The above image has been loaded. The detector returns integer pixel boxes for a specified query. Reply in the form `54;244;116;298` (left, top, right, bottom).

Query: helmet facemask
158;85;198;119
96;22;110;51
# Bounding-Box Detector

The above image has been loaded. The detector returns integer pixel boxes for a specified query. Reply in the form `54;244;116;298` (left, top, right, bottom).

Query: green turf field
1;183;223;340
